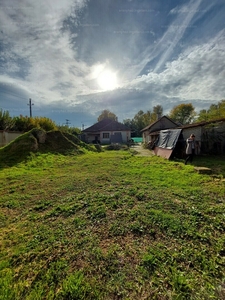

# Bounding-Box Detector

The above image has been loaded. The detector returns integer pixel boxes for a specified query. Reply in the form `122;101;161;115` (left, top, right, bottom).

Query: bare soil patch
132;144;153;156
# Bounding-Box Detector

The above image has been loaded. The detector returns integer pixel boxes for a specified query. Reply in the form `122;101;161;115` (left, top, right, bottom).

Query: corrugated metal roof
178;118;225;129
149;118;225;133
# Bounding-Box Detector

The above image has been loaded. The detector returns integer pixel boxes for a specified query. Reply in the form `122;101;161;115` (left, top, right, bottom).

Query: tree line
0;110;80;135
98;100;225;136
1;99;225;136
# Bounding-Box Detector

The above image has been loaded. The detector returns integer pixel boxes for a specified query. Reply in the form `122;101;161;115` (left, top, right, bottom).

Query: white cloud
125;30;225;104
0;0;224;124
59;29;225;119
153;0;203;72
121;0;204;79
0;0;89;104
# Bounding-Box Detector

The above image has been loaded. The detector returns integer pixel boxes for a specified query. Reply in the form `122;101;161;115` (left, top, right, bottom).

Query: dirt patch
132;144;154;156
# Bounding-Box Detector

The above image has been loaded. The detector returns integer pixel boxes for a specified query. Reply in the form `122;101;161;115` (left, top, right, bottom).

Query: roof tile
82;118;130;132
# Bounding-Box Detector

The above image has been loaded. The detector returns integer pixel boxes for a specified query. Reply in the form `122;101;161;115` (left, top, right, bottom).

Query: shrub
105;144;129;150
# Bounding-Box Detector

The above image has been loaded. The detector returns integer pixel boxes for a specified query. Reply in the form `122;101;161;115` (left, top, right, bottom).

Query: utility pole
27;98;34;117
65;119;71;126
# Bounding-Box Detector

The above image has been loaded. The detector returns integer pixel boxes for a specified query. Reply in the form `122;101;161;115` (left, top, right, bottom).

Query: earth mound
0;128;96;167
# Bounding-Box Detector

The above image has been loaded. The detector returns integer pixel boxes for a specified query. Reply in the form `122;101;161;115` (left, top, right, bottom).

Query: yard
0;149;225;299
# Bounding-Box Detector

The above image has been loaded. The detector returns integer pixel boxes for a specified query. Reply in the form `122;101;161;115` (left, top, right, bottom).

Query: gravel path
132;143;154;156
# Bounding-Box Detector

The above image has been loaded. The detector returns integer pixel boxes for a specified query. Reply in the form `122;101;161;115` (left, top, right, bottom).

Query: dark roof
143;117;225;137
141;115;179;132
82;118;130;132
178;117;225;129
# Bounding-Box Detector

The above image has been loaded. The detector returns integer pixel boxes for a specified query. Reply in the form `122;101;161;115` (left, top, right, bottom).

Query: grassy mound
0;128;96;167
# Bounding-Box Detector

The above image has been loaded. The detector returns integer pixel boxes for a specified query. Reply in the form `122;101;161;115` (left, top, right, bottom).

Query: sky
0;0;225;128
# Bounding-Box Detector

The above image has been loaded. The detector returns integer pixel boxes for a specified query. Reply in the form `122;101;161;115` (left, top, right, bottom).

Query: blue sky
0;0;225;128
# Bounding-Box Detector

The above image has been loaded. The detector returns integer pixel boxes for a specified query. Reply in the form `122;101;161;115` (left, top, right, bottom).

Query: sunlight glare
97;70;118;90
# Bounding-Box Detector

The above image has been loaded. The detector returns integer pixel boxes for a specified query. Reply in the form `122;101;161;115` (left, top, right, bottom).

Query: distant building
141;115;179;144
81;118;131;144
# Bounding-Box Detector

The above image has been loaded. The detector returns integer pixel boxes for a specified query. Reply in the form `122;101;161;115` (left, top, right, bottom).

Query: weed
0;268;15;300
87;205;106;220
57;271;99;300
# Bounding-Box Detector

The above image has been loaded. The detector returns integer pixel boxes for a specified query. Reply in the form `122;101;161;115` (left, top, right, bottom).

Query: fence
0;131;22;148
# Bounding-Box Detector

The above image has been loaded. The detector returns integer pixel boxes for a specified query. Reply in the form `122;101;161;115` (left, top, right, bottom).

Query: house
141;115;179;144
81;118;131;144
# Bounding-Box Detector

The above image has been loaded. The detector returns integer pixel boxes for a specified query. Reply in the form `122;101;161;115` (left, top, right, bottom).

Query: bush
105;144;129;150
0;109;14;130
0;109;58;132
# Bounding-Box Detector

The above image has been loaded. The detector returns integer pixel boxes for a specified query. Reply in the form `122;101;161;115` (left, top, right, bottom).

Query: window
103;133;110;139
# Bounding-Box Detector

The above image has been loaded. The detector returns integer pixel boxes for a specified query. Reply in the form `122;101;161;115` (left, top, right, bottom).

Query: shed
141;116;179;144
179;118;225;154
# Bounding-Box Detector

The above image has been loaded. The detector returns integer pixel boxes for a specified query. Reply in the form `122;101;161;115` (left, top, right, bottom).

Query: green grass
0;150;225;299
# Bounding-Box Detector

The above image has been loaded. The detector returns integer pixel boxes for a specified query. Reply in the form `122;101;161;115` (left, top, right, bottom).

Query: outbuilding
141;115;179;144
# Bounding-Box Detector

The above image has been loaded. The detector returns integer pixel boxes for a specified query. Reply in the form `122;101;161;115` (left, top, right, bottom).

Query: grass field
0;149;225;299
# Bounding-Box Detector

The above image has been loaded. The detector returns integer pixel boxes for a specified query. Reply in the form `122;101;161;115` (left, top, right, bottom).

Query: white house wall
100;131;131;144
100;131;111;144
121;131;131;143
84;130;131;144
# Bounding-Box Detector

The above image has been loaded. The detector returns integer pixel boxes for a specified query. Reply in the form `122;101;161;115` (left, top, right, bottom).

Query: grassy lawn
0;150;225;299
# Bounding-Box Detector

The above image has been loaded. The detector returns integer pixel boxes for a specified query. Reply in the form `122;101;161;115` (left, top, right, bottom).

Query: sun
97;70;118;90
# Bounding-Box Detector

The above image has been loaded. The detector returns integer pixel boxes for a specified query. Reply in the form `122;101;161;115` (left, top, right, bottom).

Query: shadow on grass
174;155;225;177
